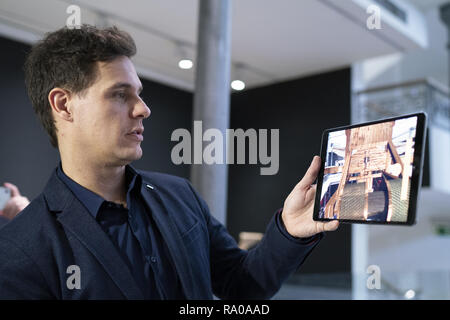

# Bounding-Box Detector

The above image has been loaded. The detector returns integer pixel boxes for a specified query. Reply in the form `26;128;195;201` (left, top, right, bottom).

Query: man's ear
48;88;73;122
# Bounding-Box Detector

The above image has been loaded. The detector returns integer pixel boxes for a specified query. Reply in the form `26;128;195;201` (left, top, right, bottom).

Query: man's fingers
322;220;339;232
16;197;30;211
3;182;21;197
298;156;321;190
316;220;339;233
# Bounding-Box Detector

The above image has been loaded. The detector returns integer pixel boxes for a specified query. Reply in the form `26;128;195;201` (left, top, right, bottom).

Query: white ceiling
0;0;431;91
408;0;449;12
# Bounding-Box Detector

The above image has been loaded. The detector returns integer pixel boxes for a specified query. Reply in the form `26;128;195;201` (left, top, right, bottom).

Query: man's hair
24;25;136;148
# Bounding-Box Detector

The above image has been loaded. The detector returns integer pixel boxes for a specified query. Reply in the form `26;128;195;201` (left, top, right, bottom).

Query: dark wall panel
228;69;352;273
0;37;59;203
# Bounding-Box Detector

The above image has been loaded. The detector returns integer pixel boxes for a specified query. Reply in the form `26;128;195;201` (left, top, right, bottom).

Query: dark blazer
0;167;321;299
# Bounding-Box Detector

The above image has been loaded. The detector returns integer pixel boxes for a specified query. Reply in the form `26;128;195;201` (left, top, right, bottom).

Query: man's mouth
126;127;144;142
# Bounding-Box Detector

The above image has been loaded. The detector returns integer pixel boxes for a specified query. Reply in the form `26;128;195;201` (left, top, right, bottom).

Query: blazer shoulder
0;194;50;246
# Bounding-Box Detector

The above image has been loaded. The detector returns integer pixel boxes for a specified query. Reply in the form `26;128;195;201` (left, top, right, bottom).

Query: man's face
66;56;150;166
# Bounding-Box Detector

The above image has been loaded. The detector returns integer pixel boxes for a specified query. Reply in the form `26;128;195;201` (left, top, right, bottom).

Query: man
0;25;338;299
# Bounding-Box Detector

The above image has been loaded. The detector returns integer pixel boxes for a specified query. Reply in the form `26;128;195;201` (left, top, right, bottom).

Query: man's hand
0;182;30;220
281;156;339;238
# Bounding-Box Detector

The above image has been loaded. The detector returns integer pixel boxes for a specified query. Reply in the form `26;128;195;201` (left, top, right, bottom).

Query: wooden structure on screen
324;121;413;221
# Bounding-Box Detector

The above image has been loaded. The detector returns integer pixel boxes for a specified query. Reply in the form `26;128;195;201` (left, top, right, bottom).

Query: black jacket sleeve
185;179;323;300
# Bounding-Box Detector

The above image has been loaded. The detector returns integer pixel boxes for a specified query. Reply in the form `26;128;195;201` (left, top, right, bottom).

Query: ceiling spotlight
404;289;415;299
178;59;193;70
231;62;246;91
231;79;245;91
175;41;194;70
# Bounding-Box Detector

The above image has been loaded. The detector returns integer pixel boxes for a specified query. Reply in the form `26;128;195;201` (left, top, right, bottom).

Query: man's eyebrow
106;82;143;93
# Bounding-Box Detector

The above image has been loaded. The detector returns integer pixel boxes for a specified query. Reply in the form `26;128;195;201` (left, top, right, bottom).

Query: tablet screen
316;113;425;224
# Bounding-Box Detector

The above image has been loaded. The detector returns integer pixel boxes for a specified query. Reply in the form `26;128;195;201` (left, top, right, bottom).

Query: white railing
355;79;450;131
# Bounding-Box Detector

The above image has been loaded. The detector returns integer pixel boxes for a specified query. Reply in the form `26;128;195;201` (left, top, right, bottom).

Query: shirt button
150;257;157;263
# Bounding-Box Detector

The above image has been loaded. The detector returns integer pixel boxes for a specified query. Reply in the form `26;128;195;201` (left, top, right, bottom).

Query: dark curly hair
24;25;136;148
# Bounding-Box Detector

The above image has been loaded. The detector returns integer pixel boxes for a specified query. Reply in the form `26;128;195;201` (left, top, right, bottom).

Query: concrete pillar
191;0;232;224
351;64;369;299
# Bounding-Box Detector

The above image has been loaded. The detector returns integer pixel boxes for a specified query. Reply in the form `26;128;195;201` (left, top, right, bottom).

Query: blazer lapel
43;170;144;300
140;180;197;299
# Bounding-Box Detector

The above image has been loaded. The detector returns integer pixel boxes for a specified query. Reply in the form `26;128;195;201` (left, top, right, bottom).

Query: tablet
313;112;427;225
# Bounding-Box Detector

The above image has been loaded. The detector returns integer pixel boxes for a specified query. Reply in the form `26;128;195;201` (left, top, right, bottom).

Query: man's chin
116;147;143;165
128;148;143;161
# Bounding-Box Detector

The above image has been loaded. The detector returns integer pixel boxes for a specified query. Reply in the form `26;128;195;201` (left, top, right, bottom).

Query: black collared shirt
56;163;183;299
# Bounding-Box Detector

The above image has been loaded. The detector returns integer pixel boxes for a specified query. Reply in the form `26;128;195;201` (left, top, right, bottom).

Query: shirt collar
56;162;141;219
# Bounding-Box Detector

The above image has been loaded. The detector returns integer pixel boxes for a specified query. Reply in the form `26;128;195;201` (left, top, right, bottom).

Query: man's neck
61;158;128;206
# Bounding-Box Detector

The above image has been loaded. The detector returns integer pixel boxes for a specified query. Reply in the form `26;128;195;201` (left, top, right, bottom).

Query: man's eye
114;92;127;100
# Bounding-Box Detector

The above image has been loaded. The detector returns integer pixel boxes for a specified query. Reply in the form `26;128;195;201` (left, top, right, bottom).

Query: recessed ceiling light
178;59;193;69
231;80;245;91
404;289;415;299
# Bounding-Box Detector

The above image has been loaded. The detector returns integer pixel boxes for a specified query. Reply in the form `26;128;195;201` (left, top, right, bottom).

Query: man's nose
133;99;151;119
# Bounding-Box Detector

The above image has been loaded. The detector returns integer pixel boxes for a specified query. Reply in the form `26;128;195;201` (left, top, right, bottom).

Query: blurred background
0;0;449;299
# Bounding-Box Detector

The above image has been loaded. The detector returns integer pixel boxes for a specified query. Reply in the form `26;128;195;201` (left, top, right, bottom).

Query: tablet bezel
313;112;427;226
